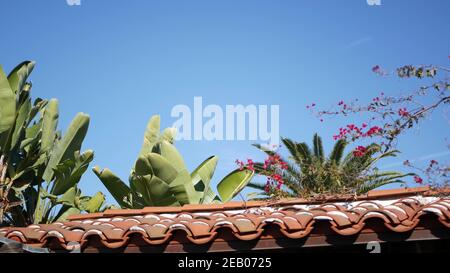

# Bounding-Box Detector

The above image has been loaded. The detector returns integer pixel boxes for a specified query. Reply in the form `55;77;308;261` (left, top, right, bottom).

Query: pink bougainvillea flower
353;145;367;157
414;176;423;184
398;108;409;117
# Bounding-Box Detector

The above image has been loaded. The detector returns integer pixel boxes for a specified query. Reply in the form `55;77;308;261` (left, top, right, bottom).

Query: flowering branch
310;63;449;187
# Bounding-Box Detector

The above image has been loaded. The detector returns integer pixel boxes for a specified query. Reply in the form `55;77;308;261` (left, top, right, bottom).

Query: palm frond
342;143;381;174
246;181;266;191
357;172;413;194
253;162;267;174
252;144;276;157
364;171;413;181
280;172;301;194
357;179;404;194
313;133;324;162
329;139;347;164
364;149;401;170
281;138;304;165
295;142;312;163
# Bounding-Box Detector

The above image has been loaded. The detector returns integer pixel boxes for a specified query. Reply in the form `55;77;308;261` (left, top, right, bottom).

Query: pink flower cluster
333;123;382;141
398;108;409;117
263;154;288;192
263;154;288;170
235;159;255;171
353;145;367;157
236;153;289;193
414;176;423;184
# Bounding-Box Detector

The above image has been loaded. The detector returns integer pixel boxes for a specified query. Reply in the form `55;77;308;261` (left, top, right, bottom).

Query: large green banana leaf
190;156;219;204
0;66;15;135
161;127;177;144
51;150;94;195
93;166;132;208
217;169;254;202
79;192;106;213
131;174;179;206
169;169;197;205
7;60;35;94
139;115;160;157
41;99;59;153
43;113;90;181
159;140;187;172
145;153;178;183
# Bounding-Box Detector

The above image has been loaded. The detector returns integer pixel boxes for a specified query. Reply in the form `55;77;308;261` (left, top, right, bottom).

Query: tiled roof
1;186;449;252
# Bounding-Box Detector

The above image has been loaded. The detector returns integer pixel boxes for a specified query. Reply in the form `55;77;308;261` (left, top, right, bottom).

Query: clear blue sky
1;0;449;204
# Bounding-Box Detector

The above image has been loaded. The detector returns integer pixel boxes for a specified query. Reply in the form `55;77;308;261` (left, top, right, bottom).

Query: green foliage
248;134;413;199
94;115;253;208
0;61;103;226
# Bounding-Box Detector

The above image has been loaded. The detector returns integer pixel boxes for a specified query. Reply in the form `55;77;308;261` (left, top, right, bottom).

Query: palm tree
247;133;413;198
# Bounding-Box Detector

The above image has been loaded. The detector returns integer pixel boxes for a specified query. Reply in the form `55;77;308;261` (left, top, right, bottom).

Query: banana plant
0;61;104;226
35;186;106;223
94;115;254;208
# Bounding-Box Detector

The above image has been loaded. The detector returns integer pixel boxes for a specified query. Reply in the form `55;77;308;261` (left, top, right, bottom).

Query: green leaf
161;127;177;144
201;186;221;204
79;192;105;213
313;133;324;161
129;174;147;208
190;156;218;203
159;140;187;172
329;139;347;164
93;166;132;208
252;143;276;156
33;187;47;224
0;65;16;134
55;207;81;222
10;97;31;149
134;154;154;176
145;153;178;183
56;187;79;206
169;169;197;205
28;99;48;124
51;150;94;195
246;181;266;191
131;174;179;206
43;113;90;181
21;120;43;153
217;169;254;202
7;60;35;94
246;191;268;201
139;115;160;157
41;99;59;153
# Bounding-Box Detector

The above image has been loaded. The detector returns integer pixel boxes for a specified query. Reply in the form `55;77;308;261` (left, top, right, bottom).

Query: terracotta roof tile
1;187;449;252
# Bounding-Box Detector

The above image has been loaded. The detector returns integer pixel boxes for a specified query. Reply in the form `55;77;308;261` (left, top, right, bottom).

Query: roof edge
67;186;449;220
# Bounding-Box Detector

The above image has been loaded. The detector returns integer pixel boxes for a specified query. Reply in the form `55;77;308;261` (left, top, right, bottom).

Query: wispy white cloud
346;36;373;48
380;150;450;169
